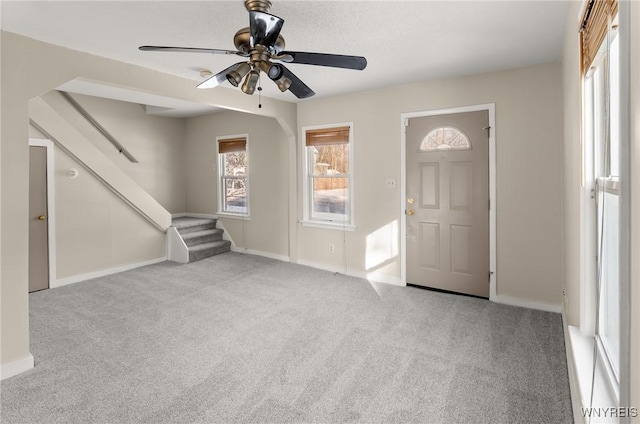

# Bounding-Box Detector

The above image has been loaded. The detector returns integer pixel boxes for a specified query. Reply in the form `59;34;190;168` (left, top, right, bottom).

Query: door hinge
404;118;410;128
483;126;491;138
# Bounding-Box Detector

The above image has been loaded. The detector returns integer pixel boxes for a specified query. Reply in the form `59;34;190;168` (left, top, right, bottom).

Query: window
581;0;622;401
217;136;248;216
420;127;471;151
303;124;354;227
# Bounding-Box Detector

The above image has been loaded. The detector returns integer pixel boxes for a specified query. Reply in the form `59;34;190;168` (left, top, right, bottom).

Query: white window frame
216;134;250;219
301;122;355;230
579;9;629;408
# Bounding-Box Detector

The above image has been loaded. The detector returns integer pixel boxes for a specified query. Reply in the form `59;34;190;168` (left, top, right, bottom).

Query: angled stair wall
30;96;171;231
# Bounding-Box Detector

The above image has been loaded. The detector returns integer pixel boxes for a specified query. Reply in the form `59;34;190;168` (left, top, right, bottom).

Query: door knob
406;209;415;216
38;215;47;221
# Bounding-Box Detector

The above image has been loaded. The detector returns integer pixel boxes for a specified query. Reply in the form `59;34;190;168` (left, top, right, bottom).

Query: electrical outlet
328;244;335;254
386;178;396;188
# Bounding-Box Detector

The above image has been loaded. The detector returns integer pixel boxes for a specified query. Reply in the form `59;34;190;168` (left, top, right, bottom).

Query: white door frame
28;138;57;289
400;104;497;299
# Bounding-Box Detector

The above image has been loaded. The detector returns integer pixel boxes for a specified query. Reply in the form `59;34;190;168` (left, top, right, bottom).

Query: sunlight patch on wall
365;220;399;271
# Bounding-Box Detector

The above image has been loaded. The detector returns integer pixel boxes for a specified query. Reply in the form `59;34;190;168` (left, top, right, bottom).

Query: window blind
580;0;618;75
218;138;246;153
305;126;350;146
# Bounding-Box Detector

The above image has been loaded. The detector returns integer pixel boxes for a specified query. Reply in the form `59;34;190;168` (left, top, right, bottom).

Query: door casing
28;139;56;289
400;104;496;300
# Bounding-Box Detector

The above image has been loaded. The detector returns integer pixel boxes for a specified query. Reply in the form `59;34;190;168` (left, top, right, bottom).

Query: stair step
172;217;218;235
181;229;224;247
188;240;232;262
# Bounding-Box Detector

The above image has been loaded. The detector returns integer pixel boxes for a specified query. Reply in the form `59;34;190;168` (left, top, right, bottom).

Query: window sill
217;212;250;220
301;220;355;231
567;326;618;417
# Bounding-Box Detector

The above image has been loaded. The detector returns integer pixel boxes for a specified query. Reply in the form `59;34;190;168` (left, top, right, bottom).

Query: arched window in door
420;127;471;151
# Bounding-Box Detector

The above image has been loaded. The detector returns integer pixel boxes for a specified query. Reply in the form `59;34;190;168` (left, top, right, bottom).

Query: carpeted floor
0;253;572;423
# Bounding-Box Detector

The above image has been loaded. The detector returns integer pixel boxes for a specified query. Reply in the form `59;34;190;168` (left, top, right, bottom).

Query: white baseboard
1;354;34;380
491;294;562;313
296;259;404;287
53;257;167;288
230;246;290;262
171;213;218;220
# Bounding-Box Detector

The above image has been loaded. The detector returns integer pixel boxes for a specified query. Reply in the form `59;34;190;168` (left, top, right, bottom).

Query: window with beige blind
580;0;623;404
217;135;249;216
302;124;354;227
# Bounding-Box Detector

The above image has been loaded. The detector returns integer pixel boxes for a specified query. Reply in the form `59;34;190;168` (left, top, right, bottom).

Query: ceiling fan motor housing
233;27;285;55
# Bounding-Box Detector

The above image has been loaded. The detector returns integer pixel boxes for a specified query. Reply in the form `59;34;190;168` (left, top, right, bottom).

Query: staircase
172;217;231;262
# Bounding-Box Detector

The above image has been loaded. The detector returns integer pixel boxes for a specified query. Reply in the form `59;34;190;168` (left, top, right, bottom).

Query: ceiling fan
139;0;367;99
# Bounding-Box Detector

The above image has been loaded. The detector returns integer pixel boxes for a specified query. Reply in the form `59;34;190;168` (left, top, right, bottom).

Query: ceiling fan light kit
139;0;367;99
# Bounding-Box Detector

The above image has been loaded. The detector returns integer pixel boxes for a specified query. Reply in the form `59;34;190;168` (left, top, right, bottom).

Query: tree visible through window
218;137;248;215
304;125;353;225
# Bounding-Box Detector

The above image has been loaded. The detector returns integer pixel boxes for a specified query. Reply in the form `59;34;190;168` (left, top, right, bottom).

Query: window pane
223;151;246;176
223;177;247;213
597;188;620;378
312;177;348;216
420;127;471;151
311;144;349;175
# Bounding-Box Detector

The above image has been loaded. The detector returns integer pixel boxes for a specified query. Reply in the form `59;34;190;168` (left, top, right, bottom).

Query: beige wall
0;31;296;370
39;91;187;213
297;62;564;307
52;146;166;279
185;111;289;258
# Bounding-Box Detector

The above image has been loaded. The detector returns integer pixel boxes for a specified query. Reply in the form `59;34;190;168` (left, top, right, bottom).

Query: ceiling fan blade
278;51;367;70
249;11;284;50
139;46;246;56
278;65;315;99
197;62;244;89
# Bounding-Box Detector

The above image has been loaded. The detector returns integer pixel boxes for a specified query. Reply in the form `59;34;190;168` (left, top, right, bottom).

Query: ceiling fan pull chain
257;74;263;108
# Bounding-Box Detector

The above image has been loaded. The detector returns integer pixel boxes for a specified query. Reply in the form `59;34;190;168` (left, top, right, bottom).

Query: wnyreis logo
581;407;638;419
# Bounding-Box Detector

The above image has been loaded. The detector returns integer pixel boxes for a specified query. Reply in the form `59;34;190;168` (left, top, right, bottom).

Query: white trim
297;259;403;286
172;212;219;220
301;122;355;228
230;246;290;263
52;257;166;288
1;354;34;380
29;139;57;289
167;227;189;263
492;294;562;313
300;220;356;232
562;311;586;424
399;104;497;299
216;212;251;221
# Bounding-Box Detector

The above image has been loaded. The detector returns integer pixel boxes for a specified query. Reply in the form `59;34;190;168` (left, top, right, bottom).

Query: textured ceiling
1;0;570;107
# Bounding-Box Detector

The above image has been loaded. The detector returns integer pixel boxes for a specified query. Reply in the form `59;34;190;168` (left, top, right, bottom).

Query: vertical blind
580;0;618;75
218;138;247;153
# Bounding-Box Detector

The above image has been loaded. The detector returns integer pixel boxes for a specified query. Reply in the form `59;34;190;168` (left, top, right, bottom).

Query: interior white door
405;110;489;297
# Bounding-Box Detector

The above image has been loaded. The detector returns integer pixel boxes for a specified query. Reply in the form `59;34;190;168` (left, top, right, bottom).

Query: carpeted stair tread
181;229;224;247
188;240;231;262
172;217;218;234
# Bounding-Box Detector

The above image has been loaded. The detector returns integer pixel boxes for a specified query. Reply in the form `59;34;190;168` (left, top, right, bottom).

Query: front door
29;146;49;293
405;110;489;297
